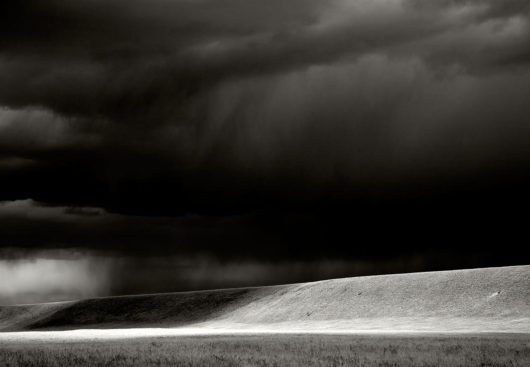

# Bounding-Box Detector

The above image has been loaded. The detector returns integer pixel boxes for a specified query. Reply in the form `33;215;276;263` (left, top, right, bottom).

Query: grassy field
1;266;528;366
0;333;529;367
2;266;529;333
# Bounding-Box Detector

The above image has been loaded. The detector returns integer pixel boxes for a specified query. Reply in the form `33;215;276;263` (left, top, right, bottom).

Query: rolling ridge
1;265;529;333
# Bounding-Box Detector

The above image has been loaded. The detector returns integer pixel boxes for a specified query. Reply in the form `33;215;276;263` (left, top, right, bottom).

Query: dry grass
0;333;529;367
2;265;529;333
1;267;528;366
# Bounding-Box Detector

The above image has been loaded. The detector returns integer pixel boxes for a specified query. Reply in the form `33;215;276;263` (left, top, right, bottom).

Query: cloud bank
1;0;529;215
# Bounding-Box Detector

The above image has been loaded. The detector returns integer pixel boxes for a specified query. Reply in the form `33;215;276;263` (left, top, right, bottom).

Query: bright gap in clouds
0;256;112;305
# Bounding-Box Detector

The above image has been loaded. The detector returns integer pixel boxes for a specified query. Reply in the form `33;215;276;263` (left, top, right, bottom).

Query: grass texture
1;333;529;367
1;265;529;333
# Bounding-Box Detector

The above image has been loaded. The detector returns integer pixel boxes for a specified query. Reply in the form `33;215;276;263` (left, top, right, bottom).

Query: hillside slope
1;266;529;332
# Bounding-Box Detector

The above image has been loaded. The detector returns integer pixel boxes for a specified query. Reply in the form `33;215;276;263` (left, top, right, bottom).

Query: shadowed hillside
1;266;529;332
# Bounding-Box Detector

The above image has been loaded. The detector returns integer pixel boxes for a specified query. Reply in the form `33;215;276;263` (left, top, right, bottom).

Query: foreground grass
0;333;529;367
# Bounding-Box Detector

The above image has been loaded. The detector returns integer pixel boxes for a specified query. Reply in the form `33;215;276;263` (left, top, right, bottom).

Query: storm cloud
1;0;530;302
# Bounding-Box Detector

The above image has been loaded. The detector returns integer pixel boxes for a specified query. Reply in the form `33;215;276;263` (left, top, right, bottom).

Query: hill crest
1;265;529;333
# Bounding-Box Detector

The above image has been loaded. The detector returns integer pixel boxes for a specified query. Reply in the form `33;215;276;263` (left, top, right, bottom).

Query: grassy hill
1;265;529;332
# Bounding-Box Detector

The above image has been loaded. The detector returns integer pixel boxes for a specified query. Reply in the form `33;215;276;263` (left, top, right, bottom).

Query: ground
1;333;529;367
1;266;528;366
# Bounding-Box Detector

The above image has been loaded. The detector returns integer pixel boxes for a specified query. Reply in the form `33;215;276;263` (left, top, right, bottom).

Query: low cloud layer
0;249;484;305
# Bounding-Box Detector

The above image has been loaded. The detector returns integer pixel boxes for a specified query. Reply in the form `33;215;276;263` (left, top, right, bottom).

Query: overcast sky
1;0;530;304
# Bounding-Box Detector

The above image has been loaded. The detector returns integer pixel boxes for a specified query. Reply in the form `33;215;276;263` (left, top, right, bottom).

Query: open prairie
1;266;529;366
1;333;530;367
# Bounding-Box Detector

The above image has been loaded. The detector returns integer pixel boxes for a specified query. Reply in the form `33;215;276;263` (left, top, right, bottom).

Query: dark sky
1;0;530;304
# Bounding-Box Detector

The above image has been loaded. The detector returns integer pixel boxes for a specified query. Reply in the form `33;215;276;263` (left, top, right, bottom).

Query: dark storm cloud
1;0;528;122
1;0;530;301
0;0;529;209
